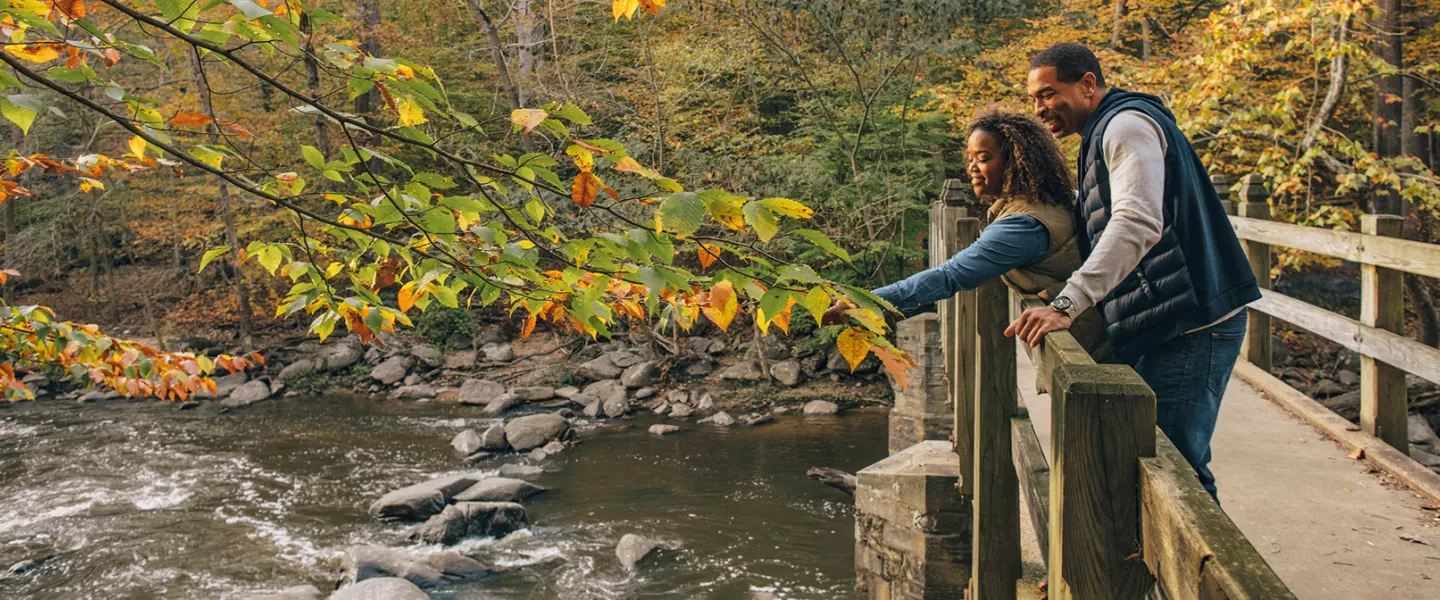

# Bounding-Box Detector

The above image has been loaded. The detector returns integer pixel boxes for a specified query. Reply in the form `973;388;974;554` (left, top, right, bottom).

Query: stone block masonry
889;314;952;454
855;441;970;600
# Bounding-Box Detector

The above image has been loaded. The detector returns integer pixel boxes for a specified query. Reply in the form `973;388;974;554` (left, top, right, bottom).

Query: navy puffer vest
1076;90;1260;362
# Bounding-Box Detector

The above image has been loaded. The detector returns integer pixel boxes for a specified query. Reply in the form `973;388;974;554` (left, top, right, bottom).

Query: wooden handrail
1229;214;1440;280
1250;288;1440;385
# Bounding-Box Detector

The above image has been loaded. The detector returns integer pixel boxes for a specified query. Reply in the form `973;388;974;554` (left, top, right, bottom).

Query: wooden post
972;279;1020;599
1210;173;1233;216
1237;174;1272;371
953;217;980;494
1361;214;1407;453
1048;364;1157;600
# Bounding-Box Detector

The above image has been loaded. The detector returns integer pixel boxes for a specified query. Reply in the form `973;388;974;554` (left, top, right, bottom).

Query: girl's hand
821;300;854;326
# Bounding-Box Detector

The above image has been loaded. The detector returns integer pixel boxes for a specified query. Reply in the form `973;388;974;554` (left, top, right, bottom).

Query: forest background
1;0;1438;397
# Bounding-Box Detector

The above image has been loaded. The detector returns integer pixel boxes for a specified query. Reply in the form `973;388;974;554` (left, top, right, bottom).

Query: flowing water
0;395;886;599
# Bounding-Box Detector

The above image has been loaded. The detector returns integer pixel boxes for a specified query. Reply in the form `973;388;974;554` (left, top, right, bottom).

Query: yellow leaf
761;197;814;219
697;243;720;270
771;298;796;335
613;156;659;178
612;0;639;21
5;44;61;64
803;287;830;326
566;144;595;172
510;108;547;134
846;308;887;334
700;280;738;332
396;97;426;126
127;135;146;159
397;281;419;312
395;65;415;79
324;262;344;278
836;328;872;373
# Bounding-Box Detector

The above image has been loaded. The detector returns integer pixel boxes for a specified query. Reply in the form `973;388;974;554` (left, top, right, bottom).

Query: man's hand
1005;306;1073;347
821;300;854;326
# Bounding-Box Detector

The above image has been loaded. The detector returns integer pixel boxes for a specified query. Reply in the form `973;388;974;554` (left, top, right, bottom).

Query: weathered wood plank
1012;416;1050;566
1140;433;1296;600
1248;288;1440;386
1229;215;1440;280
953;217;981;493
1359;215;1407;453
1233;361;1440;504
973;279;1020;599
1015;295;1095;389
1048;364;1156;600
1237;180;1272;372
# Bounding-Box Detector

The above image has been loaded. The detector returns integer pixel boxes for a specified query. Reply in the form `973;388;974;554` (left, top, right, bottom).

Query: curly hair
967;109;1074;207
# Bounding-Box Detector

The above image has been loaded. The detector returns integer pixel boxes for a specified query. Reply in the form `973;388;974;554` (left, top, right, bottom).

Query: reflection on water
0;395;886;599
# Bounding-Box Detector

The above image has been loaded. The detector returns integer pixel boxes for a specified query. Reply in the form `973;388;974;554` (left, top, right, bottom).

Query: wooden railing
928;181;1294;599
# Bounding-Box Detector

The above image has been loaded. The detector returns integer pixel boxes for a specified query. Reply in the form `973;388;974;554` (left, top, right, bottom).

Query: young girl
826;109;1108;360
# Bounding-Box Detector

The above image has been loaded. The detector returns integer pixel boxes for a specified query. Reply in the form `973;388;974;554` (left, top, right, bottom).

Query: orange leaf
697;243;721;270
218;120;253;139
638;0;665;16
771;298;796;335
170;111;215;127
700;280;738;332
836;328;872;373
571;172;599;207
871;344;917;391
397;281;418;312
510;109;548;134
521;310;538;339
53;0;87;19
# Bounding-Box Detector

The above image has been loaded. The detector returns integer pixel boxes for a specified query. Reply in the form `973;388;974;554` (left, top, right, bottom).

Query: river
0;394;886;599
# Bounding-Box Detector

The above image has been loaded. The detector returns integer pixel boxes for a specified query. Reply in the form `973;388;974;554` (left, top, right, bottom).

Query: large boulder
577;355;622;380
370;356;412;385
369;473;481;521
278;359;317;383
410;345;445;368
602;394;629;418
803;400;839;415
452;430;482;455
320;343;363;371
583;399;602;418
394;384;437;400
480;342;514;362
482;392;523;415
444;350;478;370
684;356;718;377
478;422;510;451
223;380;273;407
616;534;678;570
584;379;627;402
408;501;528;545
505;414;570;450
452;477;547;503
331;577;429;600
718;360;764;381
621;361;660;389
338;546;490;588
771;360;803;387
606;350;645;368
458;379;506;405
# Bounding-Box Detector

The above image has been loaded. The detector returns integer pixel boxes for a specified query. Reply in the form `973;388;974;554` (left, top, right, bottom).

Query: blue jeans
1130;311;1247;501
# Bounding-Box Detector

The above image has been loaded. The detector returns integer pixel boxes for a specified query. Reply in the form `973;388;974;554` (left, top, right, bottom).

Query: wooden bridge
853;177;1440;600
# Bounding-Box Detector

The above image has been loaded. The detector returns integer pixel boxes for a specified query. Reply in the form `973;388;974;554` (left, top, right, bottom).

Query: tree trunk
1373;0;1405;214
355;0;382;117
466;0;533;151
1110;0;1127;50
300;10;330;153
516;0;536;107
188;48;253;347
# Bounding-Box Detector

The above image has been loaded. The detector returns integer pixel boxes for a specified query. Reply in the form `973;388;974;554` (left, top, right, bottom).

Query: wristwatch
1050;295;1078;319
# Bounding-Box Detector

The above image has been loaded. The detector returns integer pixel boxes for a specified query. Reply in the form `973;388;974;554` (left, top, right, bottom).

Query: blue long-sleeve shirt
873;215;1050;310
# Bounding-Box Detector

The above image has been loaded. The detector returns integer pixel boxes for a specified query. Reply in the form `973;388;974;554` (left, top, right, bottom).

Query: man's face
1027;66;1097;138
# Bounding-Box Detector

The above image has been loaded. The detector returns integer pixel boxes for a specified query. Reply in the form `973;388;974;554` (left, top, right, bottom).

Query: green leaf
0;70;19;90
743;201;779;242
46;67;94;83
793;229;851;262
525;199;546;224
553;103;593;125
776;264;821;284
658;192;705;237
0;96;38;135
803;287;831;326
302;145;325;169
423;207;457;236
759;289;799;323
198;246;232;273
413;172;457;189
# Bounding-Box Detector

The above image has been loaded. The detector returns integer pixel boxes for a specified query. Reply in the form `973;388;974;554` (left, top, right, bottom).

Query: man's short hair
1030;43;1106;88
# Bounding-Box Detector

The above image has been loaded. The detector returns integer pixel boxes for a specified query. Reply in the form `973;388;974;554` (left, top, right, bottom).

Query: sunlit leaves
572;171;600;207
803;287;830;327
793;229;851;262
612;0;640;21
511;109;548;134
658;192;704;237
5;43;61;63
198;246;232;273
700;280;738;332
836;327;871;373
696;243;721;270
0;95;41;134
698;189;746;232
759;197;813;219
395;97;426;126
743;199;779;242
127;135;147;159
170;111;214;127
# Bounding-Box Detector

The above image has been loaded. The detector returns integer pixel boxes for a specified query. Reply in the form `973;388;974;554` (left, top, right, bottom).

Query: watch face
1053;297;1072;311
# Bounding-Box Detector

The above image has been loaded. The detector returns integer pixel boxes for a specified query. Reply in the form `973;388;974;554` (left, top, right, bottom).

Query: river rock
321;343;363;371
195;373;247;399
803;400;839;415
394;384;437;400
666;389;691;405
652;402;670;415
1409;414;1440;454
478;325;508;346
244;585;324;600
498;463;543;479
331;577;429;600
369;473;481;521
584;379;627;402
771;360;803;387
453;477;547;503
410;344;444;368
616;534;678;570
602;394;630;418
481;392;522;415
741;412;773;427
699;411;735;427
649;424;681;436
635;387;657;400
370;356;412;385
434;387;461;403
694;393;715;411
223;380;273;407
408;501;528;545
505;413;570;450
338;546;490;589
577;355;622;380
1338;369;1360;386
528;447;551;461
669;404;694;418
278;359;316;383
684;356;718;377
452;429;482;455
757;336;791;361
583;400;602;418
480;342;514;362
621;361;660;389
719;360;764;381
555;386;580;399
459;379;506;405
479;423;510;451
511;386;556;401
444;350;478;370
607;350;645;369
688;336;713;354
1307;379;1346;398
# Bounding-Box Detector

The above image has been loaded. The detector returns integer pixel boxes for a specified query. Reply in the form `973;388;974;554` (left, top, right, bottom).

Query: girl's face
966;130;1007;199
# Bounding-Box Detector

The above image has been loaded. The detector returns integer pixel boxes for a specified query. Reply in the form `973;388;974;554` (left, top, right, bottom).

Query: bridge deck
1015;341;1440;599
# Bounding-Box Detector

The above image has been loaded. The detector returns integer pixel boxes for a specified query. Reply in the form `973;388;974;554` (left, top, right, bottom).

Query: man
1005;43;1260;500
